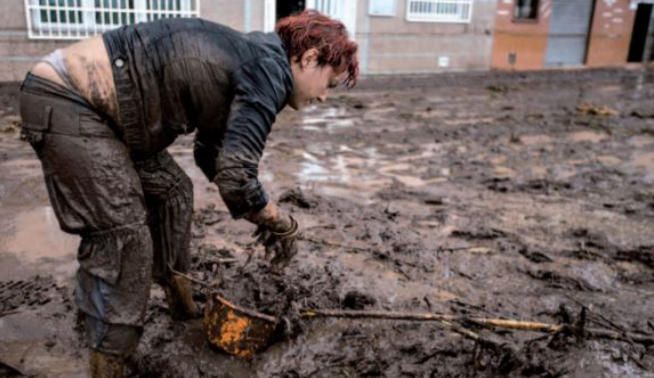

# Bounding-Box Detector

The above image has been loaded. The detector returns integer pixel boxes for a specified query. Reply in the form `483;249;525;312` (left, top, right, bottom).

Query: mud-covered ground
1;67;654;377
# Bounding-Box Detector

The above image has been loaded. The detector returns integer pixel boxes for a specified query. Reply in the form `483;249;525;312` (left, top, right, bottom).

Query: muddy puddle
1;68;654;377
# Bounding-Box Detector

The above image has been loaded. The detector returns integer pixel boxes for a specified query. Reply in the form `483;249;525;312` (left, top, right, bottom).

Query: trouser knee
143;169;194;284
85;315;143;356
164;173;193;216
76;224;153;355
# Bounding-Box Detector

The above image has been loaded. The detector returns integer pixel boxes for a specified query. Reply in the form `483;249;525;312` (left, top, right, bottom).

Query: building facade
359;0;497;74
1;0;498;81
491;0;652;70
2;0;653;81
1;0;260;81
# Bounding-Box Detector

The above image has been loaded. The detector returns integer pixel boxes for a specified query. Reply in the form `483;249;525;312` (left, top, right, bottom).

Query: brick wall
586;0;637;66
491;0;552;70
358;0;497;74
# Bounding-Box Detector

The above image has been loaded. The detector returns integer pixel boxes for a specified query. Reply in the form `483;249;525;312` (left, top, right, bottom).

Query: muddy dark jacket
103;18;293;218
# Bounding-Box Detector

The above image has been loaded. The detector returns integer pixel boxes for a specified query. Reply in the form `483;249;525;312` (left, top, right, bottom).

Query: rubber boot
164;274;201;320
90;350;124;378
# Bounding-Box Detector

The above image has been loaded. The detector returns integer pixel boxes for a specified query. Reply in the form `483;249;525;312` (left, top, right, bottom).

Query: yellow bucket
203;293;278;358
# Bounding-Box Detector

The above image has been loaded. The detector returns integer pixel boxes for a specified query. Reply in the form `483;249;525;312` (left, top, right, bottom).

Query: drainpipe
244;0;252;32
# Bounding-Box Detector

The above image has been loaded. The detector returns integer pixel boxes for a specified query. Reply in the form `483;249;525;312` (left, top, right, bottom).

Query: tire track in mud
0;275;64;314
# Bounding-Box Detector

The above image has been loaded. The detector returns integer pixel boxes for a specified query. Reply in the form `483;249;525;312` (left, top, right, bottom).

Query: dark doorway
277;0;306;21
628;4;653;62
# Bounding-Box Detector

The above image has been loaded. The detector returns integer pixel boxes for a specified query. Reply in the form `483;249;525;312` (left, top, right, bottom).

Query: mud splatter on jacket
103;18;293;218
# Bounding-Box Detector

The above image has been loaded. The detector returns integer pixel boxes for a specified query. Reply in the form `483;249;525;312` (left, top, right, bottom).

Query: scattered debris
518;247;553;263
486;84;509;93
576;102;618;117
630;108;654;119
278;187;317;209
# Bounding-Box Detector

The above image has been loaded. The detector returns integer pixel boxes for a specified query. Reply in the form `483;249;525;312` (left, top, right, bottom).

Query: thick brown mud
1;68;654;377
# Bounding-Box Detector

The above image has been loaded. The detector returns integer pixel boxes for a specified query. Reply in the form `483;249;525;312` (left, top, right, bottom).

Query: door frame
265;0;357;38
264;0;276;32
582;0;597;64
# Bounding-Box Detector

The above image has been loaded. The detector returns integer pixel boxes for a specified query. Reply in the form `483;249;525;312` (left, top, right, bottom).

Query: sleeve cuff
216;177;269;219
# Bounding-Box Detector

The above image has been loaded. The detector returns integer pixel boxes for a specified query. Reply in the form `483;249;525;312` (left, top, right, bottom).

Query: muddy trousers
19;73;193;355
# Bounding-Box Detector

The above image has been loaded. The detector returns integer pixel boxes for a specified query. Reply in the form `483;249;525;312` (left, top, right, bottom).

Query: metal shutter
544;0;594;67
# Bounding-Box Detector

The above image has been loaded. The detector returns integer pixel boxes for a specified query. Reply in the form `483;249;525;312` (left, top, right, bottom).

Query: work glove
253;215;299;266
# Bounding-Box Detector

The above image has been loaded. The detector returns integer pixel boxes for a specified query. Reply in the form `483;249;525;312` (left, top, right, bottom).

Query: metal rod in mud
301;309;654;346
300;309;562;333
439;320;518;353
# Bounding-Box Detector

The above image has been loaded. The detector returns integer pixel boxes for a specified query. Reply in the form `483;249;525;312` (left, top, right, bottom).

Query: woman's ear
300;48;319;68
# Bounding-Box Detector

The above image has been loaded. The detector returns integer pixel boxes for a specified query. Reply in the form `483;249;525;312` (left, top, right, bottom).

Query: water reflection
301;106;355;131
4;206;79;262
295;142;446;201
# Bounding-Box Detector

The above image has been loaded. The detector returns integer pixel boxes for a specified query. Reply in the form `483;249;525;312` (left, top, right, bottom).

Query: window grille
306;0;356;37
406;0;472;23
24;0;200;40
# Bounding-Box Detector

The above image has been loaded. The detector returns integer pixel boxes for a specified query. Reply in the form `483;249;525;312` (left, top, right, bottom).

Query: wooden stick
300;309;654;346
301;309;560;332
468;318;561;333
440;320;499;348
301;308;458;321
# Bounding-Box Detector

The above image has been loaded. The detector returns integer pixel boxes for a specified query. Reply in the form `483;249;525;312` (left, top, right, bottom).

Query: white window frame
369;0;396;16
30;0;88;35
306;0;357;38
25;0;200;40
405;0;473;23
263;0;275;32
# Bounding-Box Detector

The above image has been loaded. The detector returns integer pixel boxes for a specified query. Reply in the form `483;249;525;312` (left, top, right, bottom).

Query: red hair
276;10;359;88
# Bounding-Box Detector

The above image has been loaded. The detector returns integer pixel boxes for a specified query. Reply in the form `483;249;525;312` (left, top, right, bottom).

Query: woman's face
288;48;346;110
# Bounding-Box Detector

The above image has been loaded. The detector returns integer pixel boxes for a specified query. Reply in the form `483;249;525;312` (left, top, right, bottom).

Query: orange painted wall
491;0;552;70
586;0;637;67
